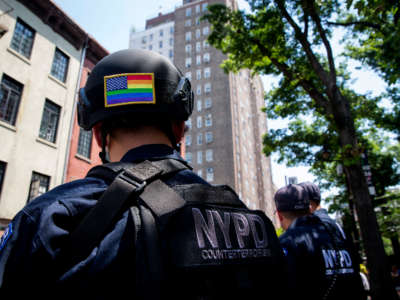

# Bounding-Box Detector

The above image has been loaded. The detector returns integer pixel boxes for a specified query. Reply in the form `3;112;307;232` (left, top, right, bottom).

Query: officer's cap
299;181;321;204
274;184;310;212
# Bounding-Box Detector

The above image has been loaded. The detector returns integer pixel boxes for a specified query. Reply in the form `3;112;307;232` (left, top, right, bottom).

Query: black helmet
78;49;194;130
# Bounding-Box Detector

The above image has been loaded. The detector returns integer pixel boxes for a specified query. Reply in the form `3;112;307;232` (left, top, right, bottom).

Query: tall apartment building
129;12;175;61
0;0;106;230
129;0;277;222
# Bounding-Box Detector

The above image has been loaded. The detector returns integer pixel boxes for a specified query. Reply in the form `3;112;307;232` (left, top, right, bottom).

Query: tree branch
305;0;337;84
274;1;331;88
250;36;333;116
327;21;382;31
303;11;309;37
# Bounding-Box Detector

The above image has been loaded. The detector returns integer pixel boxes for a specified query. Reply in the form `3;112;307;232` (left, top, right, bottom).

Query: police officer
299;181;346;238
275;184;364;300
0;49;287;299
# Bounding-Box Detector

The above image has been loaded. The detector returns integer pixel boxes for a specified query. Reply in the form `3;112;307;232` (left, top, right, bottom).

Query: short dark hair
298;182;321;204
274;184;310;212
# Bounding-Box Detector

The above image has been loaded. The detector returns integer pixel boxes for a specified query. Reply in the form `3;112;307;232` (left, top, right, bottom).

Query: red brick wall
64;60;102;182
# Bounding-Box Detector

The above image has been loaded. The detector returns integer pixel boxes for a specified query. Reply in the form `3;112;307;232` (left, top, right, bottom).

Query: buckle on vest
118;169;147;194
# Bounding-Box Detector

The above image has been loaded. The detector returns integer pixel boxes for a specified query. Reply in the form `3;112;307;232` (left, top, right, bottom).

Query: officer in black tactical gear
0;49;288;299
299;181;347;239
275;184;364;300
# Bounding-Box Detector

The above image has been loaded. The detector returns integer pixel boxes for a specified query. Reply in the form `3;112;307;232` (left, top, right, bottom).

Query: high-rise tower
130;0;277;223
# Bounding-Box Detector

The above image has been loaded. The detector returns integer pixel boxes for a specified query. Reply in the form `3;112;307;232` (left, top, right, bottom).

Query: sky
52;0;385;189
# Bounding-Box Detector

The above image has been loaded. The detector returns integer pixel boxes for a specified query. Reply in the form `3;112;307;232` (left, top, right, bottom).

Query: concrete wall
0;0;82;220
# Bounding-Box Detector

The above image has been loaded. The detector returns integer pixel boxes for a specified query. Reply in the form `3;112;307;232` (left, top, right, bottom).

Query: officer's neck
107;127;172;162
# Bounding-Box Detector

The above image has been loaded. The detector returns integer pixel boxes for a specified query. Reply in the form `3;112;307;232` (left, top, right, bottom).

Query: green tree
204;1;398;299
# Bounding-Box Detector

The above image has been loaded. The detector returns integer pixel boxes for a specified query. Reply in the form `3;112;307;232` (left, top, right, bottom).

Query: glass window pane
51;48;69;82
77;128;93;158
0;75;23;126
28;172;50;202
10;19;35;58
0;161;6;199
39;100;61;143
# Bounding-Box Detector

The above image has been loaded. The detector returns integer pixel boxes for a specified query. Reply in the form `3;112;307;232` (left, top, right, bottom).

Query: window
196;55;201;65
185;44;192;54
160;29;164;37
205;131;213;143
51;48;69;82
197;133;203;145
204;67;211;78
196;116;202;128
196;29;201;39
185;19;191;27
196;42;201;52
185;57;192;68
203;52;210;63
170;26;174;34
39;99;61;143
203;26;209;35
205;98;212;108
204;82;211;94
196;4;200;13
185;134;192;146
196;69;202;80
202;3;208;11
185;152;192;164
206;168;214;182
206;150;213;162
205;113;212;127
77;128;92;158
186;7;192;17
10;18;35;58
203;40;209;49
197;151;203;164
28;172;50;202
169;38;174;46
0;74;23;126
185;118;192;129
0;161;6;198
159;41;163;48
149;45;153;50
185;71;192;80
185;32;192;42
169;49;174;59
196;85;201;95
195;17;201;25
150;34;153;41
197;169;203;177
142;36;147;43
197;99;202;111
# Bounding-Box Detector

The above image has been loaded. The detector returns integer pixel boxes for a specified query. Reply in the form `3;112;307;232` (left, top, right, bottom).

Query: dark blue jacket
279;214;363;300
0;144;208;298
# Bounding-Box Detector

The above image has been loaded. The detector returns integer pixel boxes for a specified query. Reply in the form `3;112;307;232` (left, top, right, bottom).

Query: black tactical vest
62;158;288;299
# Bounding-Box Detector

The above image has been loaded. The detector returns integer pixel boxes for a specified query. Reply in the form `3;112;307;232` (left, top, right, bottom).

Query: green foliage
341;0;400;85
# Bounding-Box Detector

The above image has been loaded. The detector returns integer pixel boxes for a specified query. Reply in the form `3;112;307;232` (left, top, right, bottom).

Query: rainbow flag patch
104;73;156;107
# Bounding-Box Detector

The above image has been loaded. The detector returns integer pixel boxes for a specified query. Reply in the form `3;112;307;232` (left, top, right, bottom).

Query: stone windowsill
36;137;57;149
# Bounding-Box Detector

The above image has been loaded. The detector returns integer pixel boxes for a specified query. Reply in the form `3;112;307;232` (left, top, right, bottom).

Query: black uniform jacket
279;214;364;300
0;144;208;298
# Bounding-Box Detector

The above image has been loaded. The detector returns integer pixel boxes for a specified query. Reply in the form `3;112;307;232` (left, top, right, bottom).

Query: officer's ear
277;211;284;223
171;120;185;144
93;123;104;147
